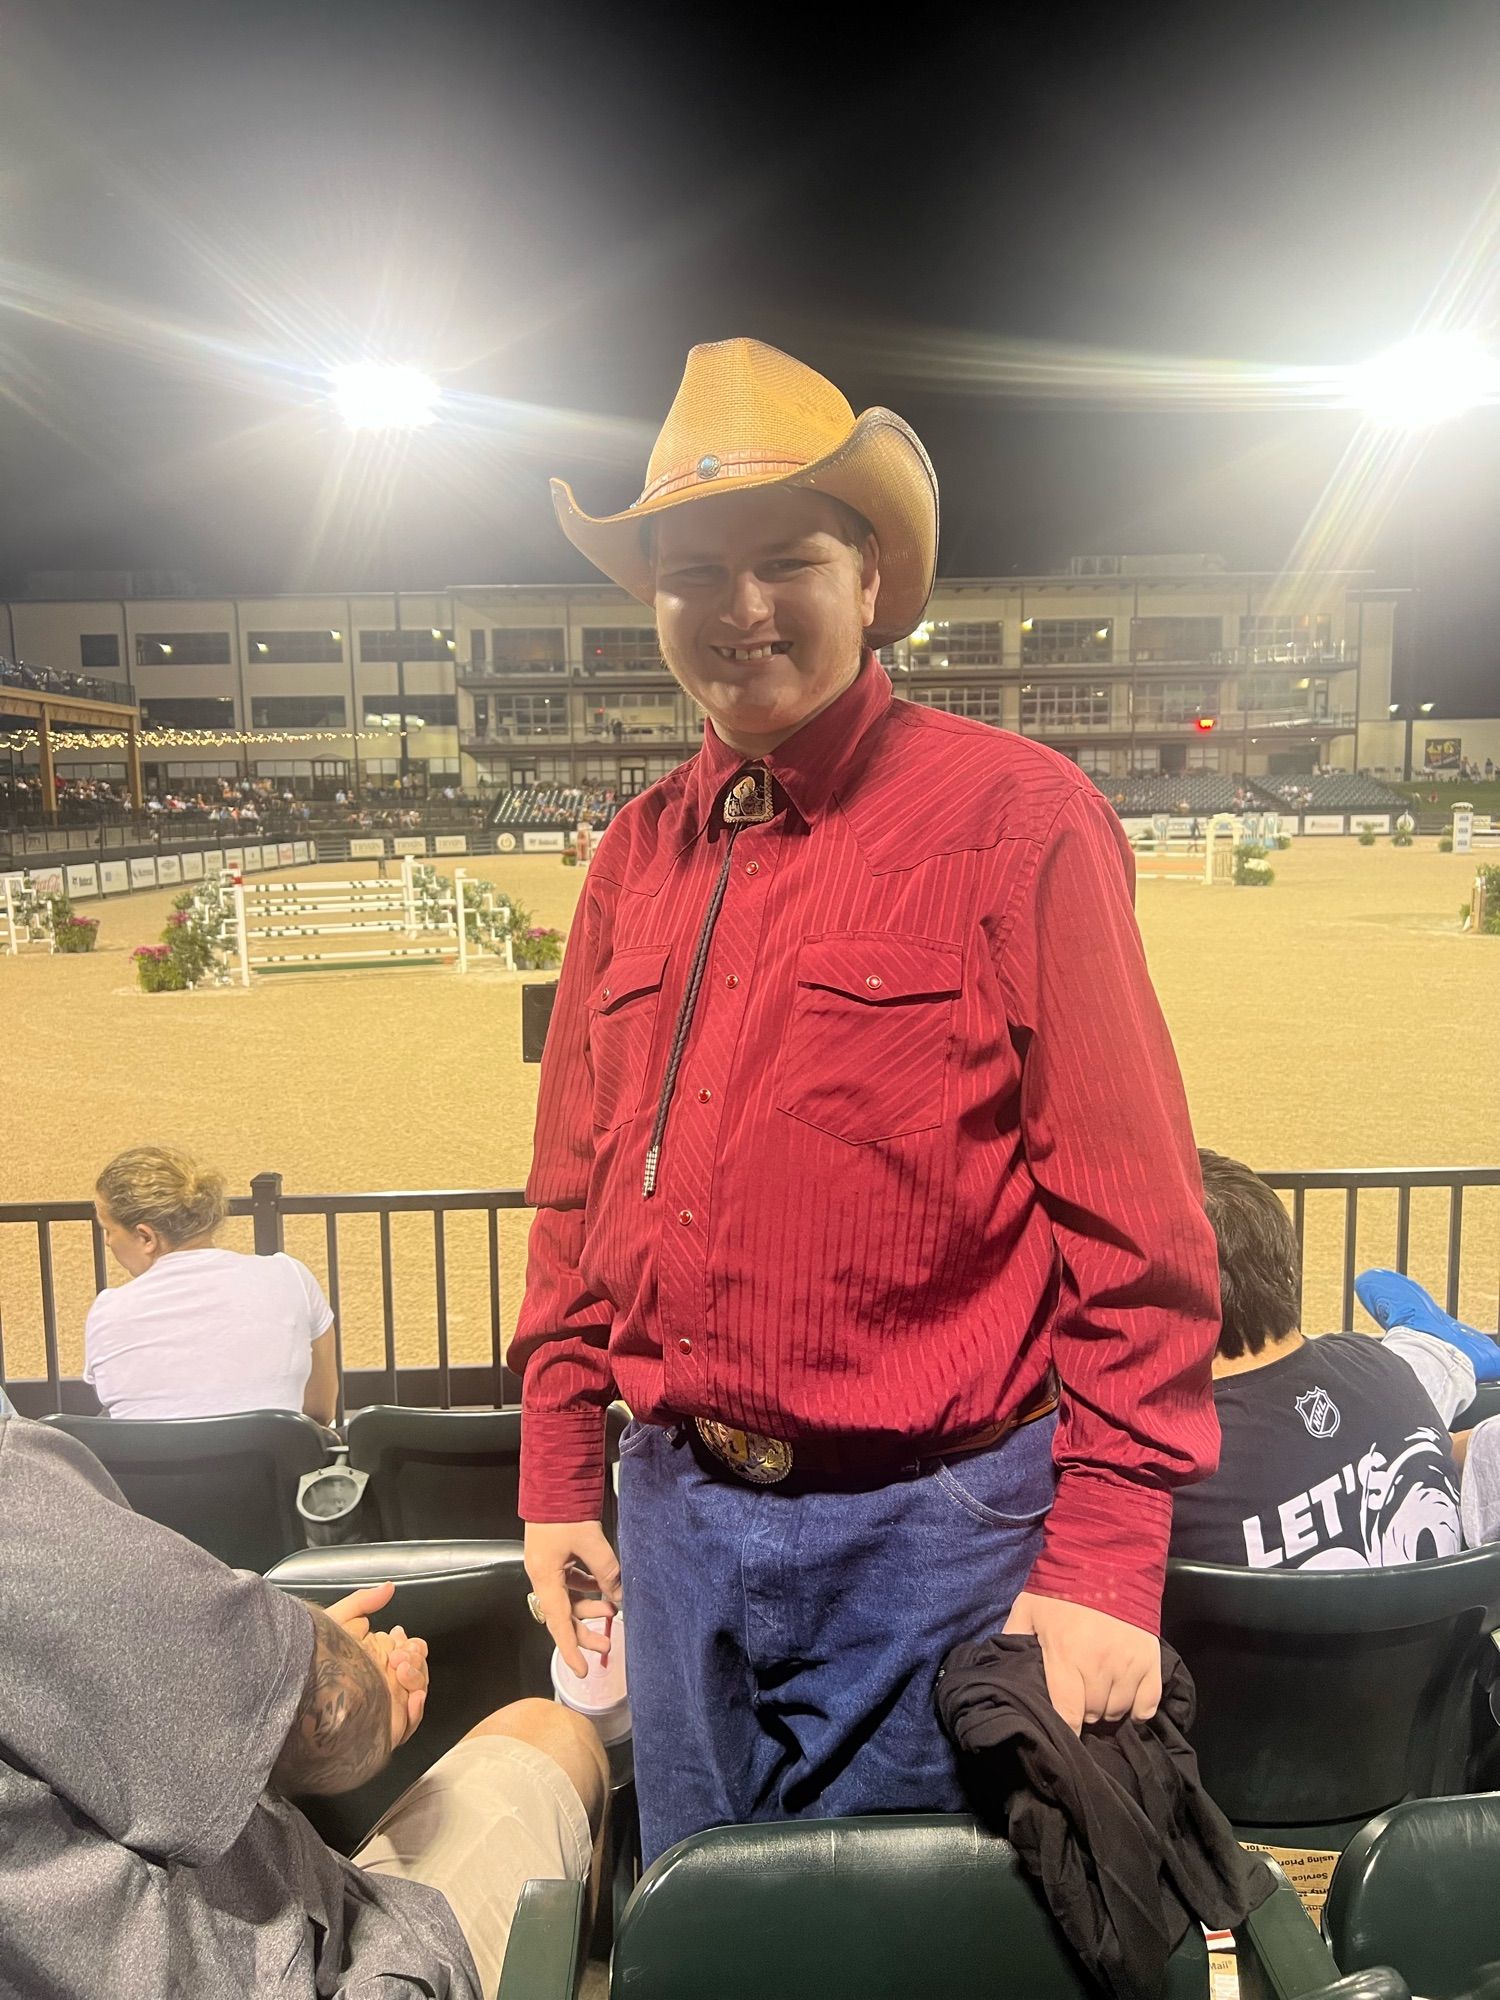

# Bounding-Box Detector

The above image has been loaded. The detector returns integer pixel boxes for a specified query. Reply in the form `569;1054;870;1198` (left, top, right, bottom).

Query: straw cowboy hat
551;337;939;647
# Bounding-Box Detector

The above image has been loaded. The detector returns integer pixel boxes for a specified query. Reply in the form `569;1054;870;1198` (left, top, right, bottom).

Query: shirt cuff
1022;1468;1174;1635
518;1406;610;1522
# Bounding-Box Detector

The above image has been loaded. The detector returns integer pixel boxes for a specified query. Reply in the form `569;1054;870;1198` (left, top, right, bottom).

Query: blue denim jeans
616;1411;1059;1864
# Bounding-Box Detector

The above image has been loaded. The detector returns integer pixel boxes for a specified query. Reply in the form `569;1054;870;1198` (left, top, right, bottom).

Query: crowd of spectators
487;783;621;828
0;652;132;705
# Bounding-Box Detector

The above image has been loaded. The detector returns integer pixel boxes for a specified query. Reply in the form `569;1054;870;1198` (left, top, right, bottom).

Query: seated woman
86;1145;338;1426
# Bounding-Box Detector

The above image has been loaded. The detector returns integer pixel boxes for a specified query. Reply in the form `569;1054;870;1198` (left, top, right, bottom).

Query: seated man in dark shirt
1;1416;607;1999
1170;1151;1463;1570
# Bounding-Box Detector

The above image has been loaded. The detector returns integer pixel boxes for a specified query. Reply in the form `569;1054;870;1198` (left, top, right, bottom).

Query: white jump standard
228;857;498;982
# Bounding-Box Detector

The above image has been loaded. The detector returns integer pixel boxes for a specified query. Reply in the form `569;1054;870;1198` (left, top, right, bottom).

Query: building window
467;692;567;738
360;694;456;728
1020;682;1112;729
911;620;1003;667
906;685;1002;721
359;628;455;662
1238;614;1333;659
1134;680;1218;724
140;696;237;729
470;629;487;667
80;633;121;670
251;694;347;729
582;627;660;672
1129;747;1161;773
1129;616;1223;663
1068;746;1114;775
246;629;345;664
1186;744;1220;771
491;628;567;672
1021;619;1112;665
135;632;231;666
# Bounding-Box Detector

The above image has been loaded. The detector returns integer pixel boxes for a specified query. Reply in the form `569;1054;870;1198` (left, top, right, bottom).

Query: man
1;1414;606;1998
1169;1151;1465;1569
514;338;1220;1862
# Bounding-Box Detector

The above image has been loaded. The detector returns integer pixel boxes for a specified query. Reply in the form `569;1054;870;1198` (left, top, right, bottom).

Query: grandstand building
7;555;1492;801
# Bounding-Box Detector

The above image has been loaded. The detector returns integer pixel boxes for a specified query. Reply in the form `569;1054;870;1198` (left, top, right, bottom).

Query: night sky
1;0;1496;710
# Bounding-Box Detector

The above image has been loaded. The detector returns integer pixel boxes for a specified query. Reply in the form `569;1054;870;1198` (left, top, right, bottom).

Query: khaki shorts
355;1734;593;1994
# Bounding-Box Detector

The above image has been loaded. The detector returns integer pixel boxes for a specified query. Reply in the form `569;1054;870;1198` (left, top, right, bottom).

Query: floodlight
1349;331;1500;432
1420;701;1436;714
331;361;440;431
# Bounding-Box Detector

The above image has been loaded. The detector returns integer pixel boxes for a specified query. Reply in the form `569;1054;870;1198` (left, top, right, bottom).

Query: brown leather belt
689;1375;1059;1490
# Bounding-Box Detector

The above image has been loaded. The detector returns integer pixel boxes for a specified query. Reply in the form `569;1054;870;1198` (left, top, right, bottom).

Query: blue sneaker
1356;1268;1500;1381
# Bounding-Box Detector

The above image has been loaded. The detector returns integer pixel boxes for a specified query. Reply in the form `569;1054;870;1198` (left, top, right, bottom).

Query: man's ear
858;533;881;631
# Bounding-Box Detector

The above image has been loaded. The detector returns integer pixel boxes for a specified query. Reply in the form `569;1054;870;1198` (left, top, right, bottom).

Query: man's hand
1004;1590;1162;1734
524;1521;621;1676
325;1580;429;1749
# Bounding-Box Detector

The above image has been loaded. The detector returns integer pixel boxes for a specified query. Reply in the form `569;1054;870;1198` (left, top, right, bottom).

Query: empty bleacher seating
43;1410;332;1572
1097;773;1283;817
346;1403;627;1542
499;1815;1366;2000
1324;1792;1500;1999
1162;1548;1500;1848
1259;775;1410;812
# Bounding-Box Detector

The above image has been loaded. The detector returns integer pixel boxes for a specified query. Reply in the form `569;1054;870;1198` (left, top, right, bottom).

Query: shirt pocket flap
591;943;671;1015
795;934;962;1004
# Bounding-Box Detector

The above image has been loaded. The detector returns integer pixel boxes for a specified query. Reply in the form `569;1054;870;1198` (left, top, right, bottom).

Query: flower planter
54;919;99;954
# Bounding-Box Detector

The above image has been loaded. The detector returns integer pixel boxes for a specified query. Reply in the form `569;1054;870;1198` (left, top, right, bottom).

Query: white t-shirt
84;1249;334;1421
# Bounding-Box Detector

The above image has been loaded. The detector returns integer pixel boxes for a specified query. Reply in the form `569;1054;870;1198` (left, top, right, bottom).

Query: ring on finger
526;1592;548;1626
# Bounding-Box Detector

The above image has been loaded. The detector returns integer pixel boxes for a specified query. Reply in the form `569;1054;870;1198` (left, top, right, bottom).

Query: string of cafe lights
0;725;408;753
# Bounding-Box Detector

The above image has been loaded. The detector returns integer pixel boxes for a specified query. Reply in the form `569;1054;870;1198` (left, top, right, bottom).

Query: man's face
653;488;880;751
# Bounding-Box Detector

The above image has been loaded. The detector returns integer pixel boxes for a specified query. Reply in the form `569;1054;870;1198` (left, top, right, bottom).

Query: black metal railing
2;1167;1496;1422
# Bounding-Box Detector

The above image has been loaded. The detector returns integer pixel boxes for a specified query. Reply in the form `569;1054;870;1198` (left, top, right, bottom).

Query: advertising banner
100;860;130;895
1424;736;1462;771
393;836;427;856
181;852;206;880
434;835;469;855
293;841;311;864
349;838;386;859
522;830;565;853
156;854;183;885
65;864;101;899
224;847;245;872
30;866;65;896
278;842;295;866
1300;815;1346;835
129;857;159;888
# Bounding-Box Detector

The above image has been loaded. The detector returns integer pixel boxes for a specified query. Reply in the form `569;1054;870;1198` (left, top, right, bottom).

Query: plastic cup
551;1613;632;1745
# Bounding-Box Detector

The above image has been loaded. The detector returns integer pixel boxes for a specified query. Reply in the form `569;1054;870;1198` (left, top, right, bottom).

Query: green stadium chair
1324;1793;1500;2000
347;1403;627;1542
43;1409;332;1573
1162;1550;1500;1848
265;1540;554;1854
496;1816;1405;2000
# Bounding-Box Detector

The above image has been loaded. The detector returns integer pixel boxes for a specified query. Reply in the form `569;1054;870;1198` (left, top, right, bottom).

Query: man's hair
96;1144;228;1245
1197;1148;1303;1359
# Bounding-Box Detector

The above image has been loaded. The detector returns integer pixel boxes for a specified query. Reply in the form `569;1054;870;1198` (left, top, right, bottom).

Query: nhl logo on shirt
1295;1387;1341;1439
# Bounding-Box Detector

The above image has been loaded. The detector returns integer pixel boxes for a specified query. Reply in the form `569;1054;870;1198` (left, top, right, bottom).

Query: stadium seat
265;1539;555;1854
1323;1793;1500;2000
1162;1550;1500;1847
347;1403;627;1542
1461;1381;1500;1427
497;1816;1396;2000
43;1409;331;1573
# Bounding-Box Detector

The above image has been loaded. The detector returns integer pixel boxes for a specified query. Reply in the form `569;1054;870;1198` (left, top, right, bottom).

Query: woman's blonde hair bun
95;1145;229;1246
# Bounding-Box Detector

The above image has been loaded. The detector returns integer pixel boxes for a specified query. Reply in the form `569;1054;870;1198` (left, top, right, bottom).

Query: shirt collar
691;651;892;828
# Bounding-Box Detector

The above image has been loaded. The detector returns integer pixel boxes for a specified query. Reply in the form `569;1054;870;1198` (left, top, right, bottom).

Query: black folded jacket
937;1632;1274;2000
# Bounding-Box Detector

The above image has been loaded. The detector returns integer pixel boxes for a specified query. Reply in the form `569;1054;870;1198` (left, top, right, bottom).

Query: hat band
635;452;809;508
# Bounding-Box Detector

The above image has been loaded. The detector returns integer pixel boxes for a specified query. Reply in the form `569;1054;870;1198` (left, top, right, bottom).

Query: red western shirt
512;656;1220;1631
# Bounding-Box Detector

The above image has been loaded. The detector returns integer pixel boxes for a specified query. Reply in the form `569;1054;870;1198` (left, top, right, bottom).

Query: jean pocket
617;1418;658;1460
931;1415;1059;1528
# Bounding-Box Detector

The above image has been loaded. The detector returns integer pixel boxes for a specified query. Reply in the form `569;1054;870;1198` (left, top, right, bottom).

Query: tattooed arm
270;1604;396;1797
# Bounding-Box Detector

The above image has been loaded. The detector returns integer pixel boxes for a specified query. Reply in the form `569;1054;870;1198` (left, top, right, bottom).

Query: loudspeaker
521;979;560;1063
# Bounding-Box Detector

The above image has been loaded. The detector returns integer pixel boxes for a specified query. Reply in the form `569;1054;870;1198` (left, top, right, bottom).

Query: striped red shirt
513;656;1220;1631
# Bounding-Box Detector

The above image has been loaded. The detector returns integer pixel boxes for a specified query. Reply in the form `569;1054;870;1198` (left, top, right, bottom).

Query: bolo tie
642;765;777;1197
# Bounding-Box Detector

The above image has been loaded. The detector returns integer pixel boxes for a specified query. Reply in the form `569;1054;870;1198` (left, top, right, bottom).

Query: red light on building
1193;715;1218;733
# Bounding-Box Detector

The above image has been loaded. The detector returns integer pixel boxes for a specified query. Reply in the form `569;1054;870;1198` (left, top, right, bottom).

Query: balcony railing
1;656;136;708
2;1166;1495;1420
